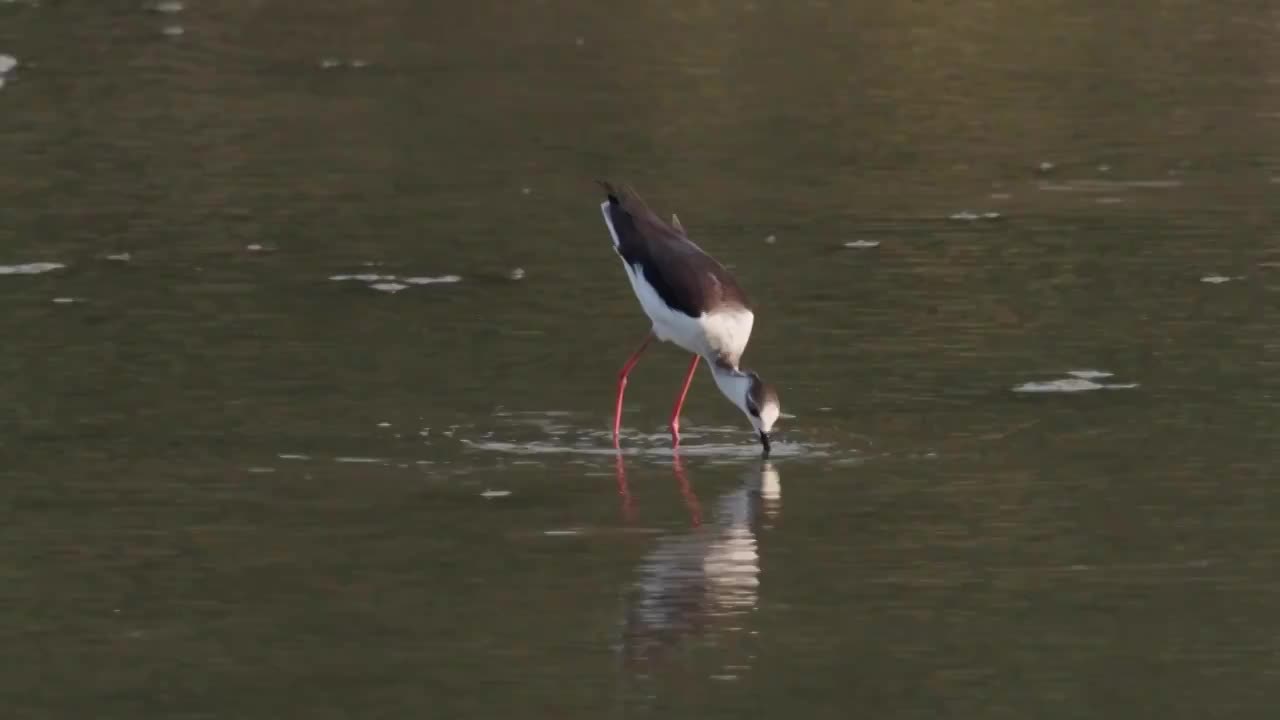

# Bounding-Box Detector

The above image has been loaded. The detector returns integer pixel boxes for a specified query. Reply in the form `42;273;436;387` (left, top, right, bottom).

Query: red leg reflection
672;452;702;528
615;453;635;523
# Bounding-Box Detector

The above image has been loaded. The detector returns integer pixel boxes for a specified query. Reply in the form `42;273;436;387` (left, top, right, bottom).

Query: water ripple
457;410;841;462
0;262;63;275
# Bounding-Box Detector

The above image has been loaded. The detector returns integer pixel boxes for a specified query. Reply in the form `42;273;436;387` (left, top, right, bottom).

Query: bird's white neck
709;362;751;415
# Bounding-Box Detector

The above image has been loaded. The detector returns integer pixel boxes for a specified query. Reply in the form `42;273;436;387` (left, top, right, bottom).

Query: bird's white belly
623;262;754;362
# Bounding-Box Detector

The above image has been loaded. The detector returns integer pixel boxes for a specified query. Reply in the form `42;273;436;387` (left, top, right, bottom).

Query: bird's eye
747;405;759;418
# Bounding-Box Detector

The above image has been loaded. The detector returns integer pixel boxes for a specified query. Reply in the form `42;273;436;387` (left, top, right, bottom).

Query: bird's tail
597;181;683;245
597;179;624;204
598;180;625;249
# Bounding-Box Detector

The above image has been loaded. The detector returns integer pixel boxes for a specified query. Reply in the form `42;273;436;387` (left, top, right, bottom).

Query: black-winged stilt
598;182;780;457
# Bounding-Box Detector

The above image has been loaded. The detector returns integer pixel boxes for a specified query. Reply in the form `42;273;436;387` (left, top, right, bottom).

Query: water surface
2;1;1279;717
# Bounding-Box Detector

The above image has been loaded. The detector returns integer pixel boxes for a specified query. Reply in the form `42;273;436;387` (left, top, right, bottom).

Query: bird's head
712;366;780;456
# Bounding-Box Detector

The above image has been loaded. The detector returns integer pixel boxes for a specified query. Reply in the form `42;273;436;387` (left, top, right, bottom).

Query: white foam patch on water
331;272;461;292
0;55;16;75
106;252;132;262
480;490;511;498
1014;378;1104;393
162;25;184;36
843;240;880;249
1067;369;1113;380
319;58;370;69
334;456;384;464
1038;179;1182;193
152;0;184;12
277;453;310;460
403;275;462;285
1201;275;1240;284
544;529;581;536
0;262;64;275
1014;376;1140;393
247;467;276;474
330;273;394;282
948;211;1002;221
51;297;81;304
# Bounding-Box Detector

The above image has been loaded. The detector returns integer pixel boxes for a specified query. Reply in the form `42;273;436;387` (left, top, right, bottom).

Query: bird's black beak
759;431;771;458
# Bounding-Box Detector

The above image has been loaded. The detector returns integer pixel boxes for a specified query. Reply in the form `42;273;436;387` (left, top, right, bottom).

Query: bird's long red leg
669;354;701;447
614;332;655;447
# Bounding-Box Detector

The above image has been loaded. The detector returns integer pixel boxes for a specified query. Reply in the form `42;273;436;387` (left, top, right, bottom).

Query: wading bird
598;182;780;456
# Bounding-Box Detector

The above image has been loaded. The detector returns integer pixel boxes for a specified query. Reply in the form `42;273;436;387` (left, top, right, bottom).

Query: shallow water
3;1;1279;718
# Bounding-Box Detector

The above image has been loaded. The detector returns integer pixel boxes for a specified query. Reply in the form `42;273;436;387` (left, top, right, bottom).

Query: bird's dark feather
599;181;750;318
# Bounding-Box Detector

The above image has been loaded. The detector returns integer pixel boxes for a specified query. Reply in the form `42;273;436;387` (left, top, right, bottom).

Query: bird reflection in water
612;454;781;697
614;453;707;527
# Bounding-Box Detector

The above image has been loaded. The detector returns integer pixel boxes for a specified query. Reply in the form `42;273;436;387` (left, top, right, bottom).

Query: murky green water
3;1;1279;717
